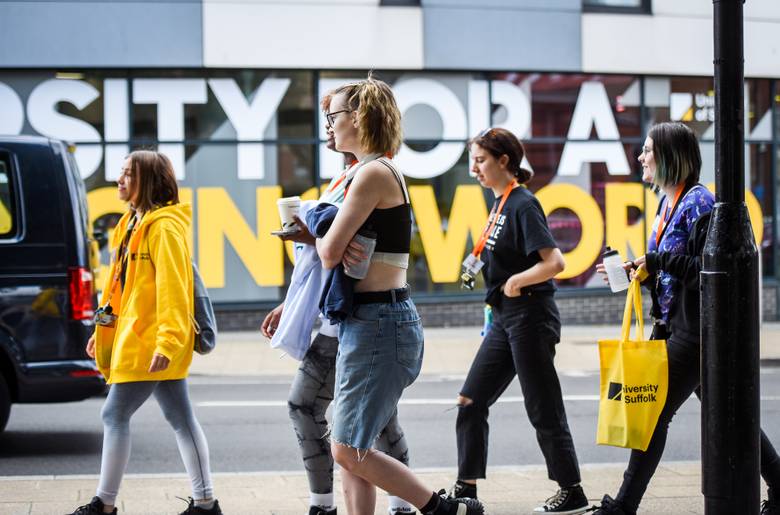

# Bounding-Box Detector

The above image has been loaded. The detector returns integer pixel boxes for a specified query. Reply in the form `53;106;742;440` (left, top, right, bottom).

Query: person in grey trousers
260;93;415;515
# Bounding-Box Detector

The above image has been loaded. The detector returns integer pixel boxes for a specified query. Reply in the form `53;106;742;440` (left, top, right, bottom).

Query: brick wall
215;283;779;331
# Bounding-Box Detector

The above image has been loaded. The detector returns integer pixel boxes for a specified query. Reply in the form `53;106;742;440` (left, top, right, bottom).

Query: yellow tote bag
597;279;668;451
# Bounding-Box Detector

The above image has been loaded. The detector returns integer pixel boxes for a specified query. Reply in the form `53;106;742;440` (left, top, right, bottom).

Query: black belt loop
390;289;397;303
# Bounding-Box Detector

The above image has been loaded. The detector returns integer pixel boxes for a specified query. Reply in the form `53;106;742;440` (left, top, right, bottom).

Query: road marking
196;395;597;408
196;394;780;408
0;460;703;482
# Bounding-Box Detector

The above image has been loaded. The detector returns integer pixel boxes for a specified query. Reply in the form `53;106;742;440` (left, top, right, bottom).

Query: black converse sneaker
532;485;589;514
435;490;485;515
67;497;117;515
591;495;634;515
309;506;337;515
445;480;478;500
178;497;223;515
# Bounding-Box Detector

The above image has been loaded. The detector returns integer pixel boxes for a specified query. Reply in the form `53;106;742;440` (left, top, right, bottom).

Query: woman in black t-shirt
445;128;589;515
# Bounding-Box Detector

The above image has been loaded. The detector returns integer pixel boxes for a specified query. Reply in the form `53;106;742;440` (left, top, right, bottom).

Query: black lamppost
700;1;760;513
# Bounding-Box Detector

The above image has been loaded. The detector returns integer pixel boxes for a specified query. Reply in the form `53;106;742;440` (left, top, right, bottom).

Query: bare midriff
354;261;406;293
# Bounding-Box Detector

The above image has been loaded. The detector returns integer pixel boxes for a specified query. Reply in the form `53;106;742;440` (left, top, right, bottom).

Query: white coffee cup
277;196;301;231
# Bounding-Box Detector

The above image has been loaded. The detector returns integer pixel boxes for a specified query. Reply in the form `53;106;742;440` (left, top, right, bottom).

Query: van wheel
0;374;10;433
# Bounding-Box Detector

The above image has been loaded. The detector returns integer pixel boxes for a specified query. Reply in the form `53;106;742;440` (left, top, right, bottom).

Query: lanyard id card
460;181;516;290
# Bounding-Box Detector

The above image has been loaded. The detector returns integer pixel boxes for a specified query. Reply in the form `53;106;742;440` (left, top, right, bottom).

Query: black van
0;136;105;433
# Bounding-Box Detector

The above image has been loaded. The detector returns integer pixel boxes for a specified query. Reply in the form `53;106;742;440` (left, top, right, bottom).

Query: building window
380;0;421;6
583;0;651;14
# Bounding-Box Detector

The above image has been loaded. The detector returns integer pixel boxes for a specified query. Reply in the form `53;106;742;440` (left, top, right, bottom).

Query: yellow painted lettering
536;184;604;279
197;187;283;288
605;183;660;259
409;184;488;283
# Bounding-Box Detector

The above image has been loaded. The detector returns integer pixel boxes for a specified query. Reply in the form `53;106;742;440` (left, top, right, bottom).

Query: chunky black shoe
762;488;780;515
590;495;634;515
67;496;117;515
445;480;478;501
434;490;485;515
533;485;589;514
178;497;223;515
309;505;337;515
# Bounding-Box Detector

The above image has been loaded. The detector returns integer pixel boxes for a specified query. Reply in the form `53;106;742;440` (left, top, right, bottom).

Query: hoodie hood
139;202;191;232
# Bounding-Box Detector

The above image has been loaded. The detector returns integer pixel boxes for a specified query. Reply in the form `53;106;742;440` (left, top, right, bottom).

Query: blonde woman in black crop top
315;75;485;515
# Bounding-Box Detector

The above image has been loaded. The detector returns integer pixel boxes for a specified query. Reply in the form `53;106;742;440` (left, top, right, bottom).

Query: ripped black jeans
455;293;581;487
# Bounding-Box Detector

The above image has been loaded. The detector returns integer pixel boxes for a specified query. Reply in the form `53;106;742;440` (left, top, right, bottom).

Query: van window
0;153;16;238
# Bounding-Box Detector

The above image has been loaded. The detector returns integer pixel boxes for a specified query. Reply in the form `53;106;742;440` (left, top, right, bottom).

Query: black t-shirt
481;186;558;306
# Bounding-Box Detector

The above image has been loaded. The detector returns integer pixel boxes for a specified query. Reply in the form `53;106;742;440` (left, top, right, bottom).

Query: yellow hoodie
94;203;194;384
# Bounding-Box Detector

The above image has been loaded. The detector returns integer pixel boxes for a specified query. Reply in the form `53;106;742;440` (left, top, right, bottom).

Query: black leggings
616;335;780;513
455;294;581;487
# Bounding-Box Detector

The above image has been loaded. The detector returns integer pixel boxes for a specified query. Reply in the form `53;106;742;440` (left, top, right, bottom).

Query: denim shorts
332;298;424;450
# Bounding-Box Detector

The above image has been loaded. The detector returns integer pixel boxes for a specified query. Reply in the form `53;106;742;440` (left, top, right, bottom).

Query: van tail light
69;369;102;378
69;267;94;320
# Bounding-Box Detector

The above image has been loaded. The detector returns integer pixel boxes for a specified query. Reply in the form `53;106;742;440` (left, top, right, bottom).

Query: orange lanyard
326;159;359;194
655;184;685;247
472;181;516;258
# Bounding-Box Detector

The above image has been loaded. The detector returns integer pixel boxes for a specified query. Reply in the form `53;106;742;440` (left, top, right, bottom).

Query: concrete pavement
3;324;779;514
186;323;780;377
0;462;706;515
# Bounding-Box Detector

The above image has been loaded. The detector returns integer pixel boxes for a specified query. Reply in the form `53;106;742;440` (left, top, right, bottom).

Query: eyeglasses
325;110;350;128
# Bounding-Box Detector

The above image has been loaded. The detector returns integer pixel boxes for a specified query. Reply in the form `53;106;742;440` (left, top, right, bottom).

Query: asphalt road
3;370;780;477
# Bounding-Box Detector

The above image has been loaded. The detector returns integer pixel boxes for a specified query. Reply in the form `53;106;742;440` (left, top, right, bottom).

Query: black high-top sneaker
445;480;478;500
429;490;485;515
178;497;223;515
591;495;634;515
762;488;780;515
309;505;337;515
533;485;589;514
67;496;117;515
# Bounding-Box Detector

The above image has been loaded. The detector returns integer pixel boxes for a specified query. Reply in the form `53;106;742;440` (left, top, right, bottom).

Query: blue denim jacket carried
305;203;356;323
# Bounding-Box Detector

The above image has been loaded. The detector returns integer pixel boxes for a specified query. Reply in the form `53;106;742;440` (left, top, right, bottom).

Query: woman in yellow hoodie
69;151;222;515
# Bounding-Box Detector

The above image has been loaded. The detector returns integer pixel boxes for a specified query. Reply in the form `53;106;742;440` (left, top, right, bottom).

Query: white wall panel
582;11;780;78
203;1;423;69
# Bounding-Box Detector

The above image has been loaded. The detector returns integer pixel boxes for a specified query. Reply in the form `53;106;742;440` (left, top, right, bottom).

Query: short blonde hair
332;74;402;156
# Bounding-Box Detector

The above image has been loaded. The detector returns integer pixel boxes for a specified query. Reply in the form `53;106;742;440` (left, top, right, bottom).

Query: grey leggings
97;379;213;505
288;333;410;494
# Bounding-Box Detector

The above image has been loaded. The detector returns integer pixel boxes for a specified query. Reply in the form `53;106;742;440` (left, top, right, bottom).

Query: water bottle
481;305;493;337
603;246;630;293
344;229;377;280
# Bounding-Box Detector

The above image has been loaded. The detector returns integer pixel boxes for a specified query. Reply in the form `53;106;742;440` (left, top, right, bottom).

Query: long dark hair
469;127;533;184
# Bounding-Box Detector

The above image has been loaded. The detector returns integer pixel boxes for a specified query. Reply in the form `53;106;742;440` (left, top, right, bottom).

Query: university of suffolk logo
608;382;623;401
608;381;659;403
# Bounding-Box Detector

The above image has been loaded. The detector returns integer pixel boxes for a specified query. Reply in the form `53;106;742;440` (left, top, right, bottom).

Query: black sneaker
434;490;485;515
445;480;478;500
591;495;634;515
533;485;588;514
763;488;780;515
309;506;337;515
178;497;223;515
67;496;117;515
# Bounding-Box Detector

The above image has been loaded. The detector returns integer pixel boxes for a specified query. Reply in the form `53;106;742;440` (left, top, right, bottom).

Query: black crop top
360;159;412;254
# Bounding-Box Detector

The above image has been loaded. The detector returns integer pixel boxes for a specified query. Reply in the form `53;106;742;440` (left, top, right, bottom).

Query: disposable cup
277;196;301;231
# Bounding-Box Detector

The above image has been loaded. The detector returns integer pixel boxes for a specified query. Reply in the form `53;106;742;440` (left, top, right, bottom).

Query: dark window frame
380;0;421;6
583;0;652;15
0;151;20;240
